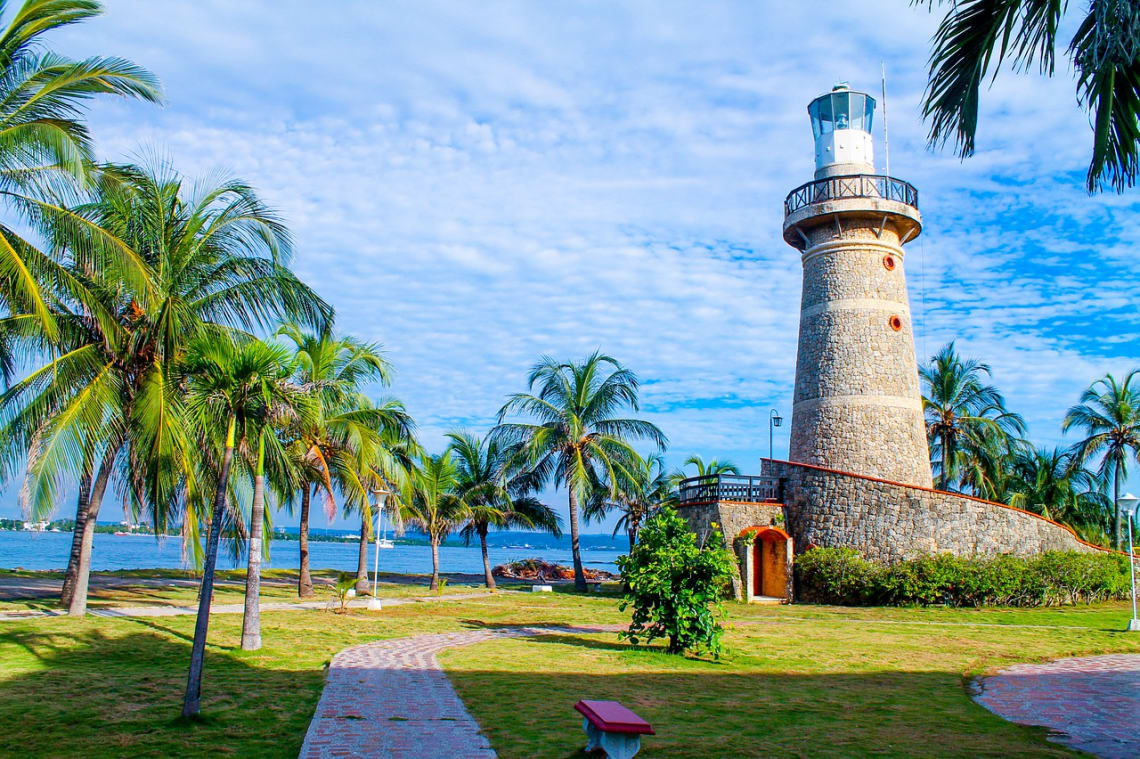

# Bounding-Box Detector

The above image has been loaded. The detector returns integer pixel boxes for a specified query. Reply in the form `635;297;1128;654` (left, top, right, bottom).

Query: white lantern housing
809;84;875;179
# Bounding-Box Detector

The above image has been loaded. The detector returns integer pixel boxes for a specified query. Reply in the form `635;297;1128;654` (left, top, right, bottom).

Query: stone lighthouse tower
781;84;932;487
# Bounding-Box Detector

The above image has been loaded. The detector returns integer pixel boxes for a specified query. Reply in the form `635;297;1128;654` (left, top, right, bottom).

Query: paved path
973;654;1140;759
299;625;622;759
0;591;493;621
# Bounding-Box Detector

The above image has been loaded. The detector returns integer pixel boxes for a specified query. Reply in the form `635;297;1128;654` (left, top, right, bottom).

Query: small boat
377;538;395;549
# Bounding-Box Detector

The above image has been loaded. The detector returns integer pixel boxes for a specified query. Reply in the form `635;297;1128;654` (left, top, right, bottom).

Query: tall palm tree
0;162;331;616
447;430;561;589
401;451;468;591
493;353;666;591
588;451;676;550
275;324;411;596
918;0;1140;192
920;343;1026;492
1063;370;1140;549
0;0;161;339
180;335;300;716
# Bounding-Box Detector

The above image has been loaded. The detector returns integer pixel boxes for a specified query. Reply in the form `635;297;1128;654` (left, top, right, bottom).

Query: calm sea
0;528;627;575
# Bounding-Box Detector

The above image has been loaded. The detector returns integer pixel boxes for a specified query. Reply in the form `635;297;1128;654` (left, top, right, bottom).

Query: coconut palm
180;335;300;716
401;451;468;591
681;455;740;478
918;0;1140;192
275;324;411;597
1008;446;1109;531
447;430;561;589
0;162;331;616
921;343;1026;492
0;0;161;340
493;353;666;591
1063;370;1140;549
588;451;677;550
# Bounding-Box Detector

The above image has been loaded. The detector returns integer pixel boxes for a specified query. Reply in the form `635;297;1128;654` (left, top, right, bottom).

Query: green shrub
795;547;1133;607
617;507;735;657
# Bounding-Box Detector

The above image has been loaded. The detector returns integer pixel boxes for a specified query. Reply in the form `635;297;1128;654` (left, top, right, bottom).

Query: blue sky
5;1;1139;531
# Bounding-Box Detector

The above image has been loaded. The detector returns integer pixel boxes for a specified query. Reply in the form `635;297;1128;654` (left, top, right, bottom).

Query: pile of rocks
492;558;616;582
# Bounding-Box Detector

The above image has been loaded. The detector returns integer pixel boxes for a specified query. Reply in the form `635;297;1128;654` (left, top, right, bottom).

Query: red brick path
973;654;1140;759
299;625;621;759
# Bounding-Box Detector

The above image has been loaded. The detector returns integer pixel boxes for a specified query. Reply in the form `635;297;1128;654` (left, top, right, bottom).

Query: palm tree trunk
298;484;314;598
59;459;94;608
355;516;369;594
183;417;236;718
1114;459;1123;551
568;488;586;591
429;537;440;591
241;436;266;651
67;442;120;617
479;525;495;590
941;430;951;490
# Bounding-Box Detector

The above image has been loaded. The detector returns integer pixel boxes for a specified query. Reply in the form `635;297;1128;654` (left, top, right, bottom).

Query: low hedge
795;547;1134;607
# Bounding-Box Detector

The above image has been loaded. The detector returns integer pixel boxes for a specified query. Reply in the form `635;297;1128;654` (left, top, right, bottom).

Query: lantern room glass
809;90;875;136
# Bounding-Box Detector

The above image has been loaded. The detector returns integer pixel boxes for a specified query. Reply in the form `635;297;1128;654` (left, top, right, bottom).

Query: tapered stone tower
781;84;932;487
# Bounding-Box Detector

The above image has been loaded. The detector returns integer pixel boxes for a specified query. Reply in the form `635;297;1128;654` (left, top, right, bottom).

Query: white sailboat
377;502;394;549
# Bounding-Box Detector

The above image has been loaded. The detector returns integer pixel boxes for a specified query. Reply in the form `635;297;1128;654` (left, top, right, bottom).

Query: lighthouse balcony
784;173;918;217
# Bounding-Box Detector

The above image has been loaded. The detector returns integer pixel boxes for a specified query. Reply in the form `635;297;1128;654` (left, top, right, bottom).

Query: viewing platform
677;474;783;506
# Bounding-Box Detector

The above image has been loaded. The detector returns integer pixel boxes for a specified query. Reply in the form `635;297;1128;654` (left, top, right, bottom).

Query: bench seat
574;699;653;758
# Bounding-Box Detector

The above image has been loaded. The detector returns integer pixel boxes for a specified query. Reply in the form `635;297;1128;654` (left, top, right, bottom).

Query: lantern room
808;84;875;178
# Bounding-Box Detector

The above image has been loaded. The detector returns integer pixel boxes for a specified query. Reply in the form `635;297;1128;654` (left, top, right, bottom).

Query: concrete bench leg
582;718;642;759
599;731;642;759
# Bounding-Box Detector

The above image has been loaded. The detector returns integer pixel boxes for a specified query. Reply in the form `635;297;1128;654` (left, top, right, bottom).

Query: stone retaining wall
678;500;787;601
761;459;1099;563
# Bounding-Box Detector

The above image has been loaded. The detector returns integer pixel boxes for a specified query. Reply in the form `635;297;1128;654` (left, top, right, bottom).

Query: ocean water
0;528;627;575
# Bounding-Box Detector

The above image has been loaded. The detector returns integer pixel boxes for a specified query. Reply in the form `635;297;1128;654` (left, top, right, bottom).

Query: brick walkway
973;654;1140;759
299;625;621;759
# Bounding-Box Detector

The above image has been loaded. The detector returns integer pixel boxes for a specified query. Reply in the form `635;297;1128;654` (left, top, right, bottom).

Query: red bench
574;699;654;758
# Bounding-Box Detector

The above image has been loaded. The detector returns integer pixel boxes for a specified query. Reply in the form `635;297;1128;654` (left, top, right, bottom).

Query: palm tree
681;455;740;478
180;335;300;716
493;353;666;591
401;452;468;591
588;451;676;549
1008;447;1107;528
1063;371;1140;549
447;430;561;589
0;162;331;616
0;0;161;338
918;0;1140;192
920;343;1026;492
275;324;411;597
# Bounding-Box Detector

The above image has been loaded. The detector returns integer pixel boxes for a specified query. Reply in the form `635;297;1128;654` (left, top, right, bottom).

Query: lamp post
1120;492;1140;632
769;409;783;461
369;487;389;611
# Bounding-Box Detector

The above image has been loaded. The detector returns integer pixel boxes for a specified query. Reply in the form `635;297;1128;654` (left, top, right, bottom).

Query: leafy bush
796;548;1133;607
617;507;735;656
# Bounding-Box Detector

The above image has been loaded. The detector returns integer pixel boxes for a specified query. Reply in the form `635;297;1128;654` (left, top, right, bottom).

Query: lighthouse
781;84;933;487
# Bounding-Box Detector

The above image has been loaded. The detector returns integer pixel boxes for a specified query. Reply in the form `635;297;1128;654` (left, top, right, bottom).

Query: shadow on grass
0;625;321;758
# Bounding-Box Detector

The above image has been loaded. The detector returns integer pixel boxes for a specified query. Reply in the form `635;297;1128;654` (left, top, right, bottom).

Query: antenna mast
881;62;890;176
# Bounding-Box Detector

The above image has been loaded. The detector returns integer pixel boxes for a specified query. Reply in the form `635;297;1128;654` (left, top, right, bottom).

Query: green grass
441;601;1140;758
1;585;1137;758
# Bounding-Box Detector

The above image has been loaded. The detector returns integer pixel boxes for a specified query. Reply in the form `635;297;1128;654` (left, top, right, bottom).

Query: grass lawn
0;587;1137;758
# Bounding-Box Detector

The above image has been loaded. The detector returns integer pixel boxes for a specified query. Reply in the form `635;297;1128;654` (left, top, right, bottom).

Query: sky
5;1;1139;531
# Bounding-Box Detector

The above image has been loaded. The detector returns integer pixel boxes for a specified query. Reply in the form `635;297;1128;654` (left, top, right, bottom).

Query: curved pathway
299;624;622;759
973;654;1140;759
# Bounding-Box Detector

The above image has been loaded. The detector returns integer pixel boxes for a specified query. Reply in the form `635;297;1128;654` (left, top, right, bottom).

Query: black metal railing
784;174;918;217
678;474;782;505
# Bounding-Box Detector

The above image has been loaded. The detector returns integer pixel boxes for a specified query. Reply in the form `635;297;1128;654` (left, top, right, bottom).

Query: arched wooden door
752;528;789;599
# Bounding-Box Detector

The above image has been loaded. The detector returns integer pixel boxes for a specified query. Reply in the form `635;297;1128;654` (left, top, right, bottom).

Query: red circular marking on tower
888;315;903;331
883;255;896;271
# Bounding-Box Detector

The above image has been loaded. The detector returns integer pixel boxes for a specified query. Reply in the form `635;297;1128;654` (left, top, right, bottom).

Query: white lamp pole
1120;492;1140;632
369;488;389;611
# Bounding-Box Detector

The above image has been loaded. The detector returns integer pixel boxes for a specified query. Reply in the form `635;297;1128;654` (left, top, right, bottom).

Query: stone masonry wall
762;459;1098;563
